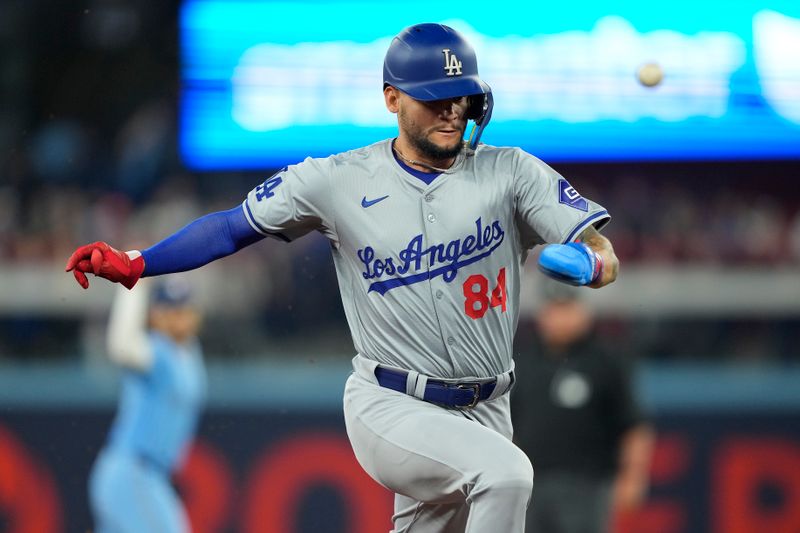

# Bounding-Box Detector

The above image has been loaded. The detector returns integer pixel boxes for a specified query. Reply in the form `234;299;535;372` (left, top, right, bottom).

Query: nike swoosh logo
361;195;390;208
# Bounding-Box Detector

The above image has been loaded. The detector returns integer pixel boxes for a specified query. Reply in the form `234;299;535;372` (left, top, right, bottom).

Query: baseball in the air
637;62;663;87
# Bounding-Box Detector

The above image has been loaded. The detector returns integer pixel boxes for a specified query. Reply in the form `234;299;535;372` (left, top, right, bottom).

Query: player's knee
478;446;533;496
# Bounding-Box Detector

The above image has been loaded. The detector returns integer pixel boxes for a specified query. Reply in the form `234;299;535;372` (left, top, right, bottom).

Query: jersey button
447;337;456;346
425;194;434;202
435;290;443;299
427;213;436;223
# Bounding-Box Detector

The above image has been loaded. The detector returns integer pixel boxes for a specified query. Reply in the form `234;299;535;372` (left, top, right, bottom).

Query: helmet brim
391;76;490;102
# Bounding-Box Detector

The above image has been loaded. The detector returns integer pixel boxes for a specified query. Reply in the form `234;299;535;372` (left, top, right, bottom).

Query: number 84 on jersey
463;267;506;320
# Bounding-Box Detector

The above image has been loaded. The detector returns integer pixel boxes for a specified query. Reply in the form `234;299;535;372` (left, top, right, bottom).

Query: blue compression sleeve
140;206;265;277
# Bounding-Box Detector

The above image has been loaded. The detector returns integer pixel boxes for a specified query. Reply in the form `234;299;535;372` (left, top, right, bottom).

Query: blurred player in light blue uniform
89;277;206;533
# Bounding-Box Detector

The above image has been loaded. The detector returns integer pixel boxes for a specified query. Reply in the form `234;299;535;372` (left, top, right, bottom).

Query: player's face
535;300;593;350
151;306;202;344
386;87;468;162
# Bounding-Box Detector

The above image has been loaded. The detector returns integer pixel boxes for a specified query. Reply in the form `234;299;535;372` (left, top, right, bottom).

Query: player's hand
537;242;603;286
65;242;145;290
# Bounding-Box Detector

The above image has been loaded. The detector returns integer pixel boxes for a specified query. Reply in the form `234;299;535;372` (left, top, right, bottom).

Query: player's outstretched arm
107;282;153;371
65;206;264;289
537;225;619;288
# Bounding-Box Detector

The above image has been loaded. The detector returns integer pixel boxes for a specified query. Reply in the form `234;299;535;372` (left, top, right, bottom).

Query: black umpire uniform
512;289;647;533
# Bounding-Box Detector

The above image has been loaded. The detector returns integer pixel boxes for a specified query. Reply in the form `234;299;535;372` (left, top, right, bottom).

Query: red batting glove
65;242;145;290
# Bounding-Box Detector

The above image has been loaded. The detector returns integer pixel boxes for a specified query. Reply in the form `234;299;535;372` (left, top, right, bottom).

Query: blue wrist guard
537;242;603;286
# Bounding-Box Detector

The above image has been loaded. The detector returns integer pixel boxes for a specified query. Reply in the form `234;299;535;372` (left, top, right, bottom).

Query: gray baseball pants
344;356;533;533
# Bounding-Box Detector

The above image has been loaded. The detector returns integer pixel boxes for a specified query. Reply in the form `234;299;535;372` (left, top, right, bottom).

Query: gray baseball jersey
242;139;609;380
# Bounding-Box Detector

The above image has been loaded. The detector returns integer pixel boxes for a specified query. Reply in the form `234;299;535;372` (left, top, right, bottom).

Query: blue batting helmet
153;277;194;307
383;23;494;149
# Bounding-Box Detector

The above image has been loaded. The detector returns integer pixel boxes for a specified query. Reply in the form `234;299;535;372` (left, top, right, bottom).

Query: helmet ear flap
466;94;488;122
466;92;493;149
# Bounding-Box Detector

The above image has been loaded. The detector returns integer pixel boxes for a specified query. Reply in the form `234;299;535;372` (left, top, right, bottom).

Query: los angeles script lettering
358;218;505;284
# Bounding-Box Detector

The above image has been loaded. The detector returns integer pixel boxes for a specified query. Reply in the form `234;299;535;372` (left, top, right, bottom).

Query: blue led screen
180;0;800;170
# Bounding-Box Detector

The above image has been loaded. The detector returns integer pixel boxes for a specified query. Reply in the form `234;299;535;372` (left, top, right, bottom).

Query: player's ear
384;85;400;114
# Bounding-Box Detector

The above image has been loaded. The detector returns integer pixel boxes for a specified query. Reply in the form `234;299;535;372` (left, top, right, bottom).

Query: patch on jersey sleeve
255;166;286;202
558;179;588;212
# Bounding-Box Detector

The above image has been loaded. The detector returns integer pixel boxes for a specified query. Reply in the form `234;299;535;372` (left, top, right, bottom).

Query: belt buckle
456;383;481;408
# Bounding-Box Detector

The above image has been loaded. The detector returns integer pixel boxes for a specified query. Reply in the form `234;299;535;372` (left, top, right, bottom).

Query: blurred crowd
596;176;800;266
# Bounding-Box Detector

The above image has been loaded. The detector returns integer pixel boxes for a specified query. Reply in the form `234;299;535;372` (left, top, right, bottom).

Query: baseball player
67;23;618;532
89;277;206;533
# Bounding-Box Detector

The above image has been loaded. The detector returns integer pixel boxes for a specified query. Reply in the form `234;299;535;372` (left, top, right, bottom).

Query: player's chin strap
467;92;494;150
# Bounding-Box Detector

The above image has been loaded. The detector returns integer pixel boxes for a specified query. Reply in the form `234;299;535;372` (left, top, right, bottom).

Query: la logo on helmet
442;49;462;76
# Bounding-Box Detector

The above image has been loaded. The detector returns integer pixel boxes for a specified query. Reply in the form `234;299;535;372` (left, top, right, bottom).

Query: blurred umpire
89;277;206;533
512;281;654;533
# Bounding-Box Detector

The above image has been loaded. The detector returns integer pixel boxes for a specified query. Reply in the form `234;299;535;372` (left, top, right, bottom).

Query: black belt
374;367;513;408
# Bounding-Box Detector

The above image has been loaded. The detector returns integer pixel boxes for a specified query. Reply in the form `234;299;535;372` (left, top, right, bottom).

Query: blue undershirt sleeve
140;205;265;277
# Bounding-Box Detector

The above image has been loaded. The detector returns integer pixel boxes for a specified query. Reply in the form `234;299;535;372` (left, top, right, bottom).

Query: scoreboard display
179;0;800;169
